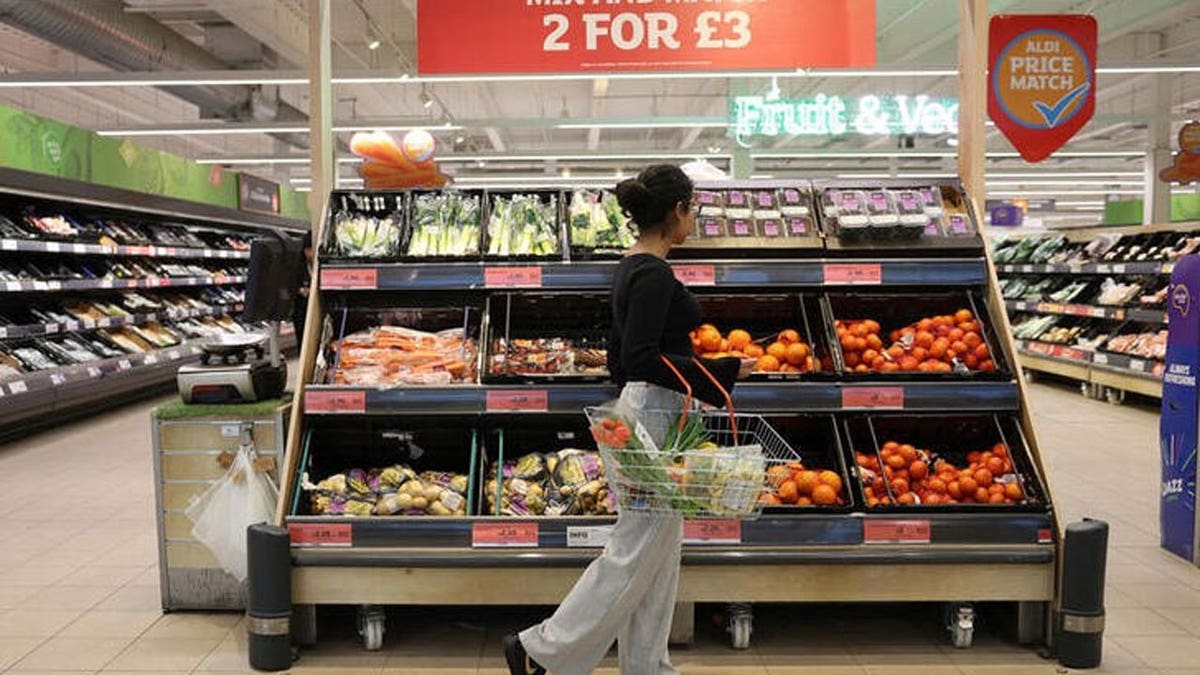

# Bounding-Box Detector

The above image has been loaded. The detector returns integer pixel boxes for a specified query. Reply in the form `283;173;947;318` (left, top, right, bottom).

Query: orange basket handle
657;355;739;444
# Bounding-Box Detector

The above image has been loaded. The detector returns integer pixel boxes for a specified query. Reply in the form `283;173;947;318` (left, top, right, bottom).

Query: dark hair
613;164;694;232
301;231;313;249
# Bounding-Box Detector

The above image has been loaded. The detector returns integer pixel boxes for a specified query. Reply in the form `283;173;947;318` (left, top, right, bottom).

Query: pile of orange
690;325;817;374
856;441;1027;507
836;308;996;374
760;462;845;506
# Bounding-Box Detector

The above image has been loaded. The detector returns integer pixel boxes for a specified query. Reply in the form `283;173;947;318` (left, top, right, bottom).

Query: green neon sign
732;94;960;143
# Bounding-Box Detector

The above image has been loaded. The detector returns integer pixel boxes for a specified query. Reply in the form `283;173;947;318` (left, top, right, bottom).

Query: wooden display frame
274;0;1059;652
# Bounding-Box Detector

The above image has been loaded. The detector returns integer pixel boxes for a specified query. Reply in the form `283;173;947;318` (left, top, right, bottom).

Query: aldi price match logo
988;15;1097;163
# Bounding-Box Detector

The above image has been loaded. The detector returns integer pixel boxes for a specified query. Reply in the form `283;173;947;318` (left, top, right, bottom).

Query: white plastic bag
185;445;278;582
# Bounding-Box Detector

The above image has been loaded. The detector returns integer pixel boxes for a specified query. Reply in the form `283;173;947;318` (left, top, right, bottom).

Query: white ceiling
0;0;1198;212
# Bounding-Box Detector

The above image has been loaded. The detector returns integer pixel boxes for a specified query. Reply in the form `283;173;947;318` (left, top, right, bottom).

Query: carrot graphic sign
988;15;1097;163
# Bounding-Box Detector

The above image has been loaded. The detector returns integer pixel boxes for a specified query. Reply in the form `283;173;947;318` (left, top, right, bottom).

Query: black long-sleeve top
608;253;739;407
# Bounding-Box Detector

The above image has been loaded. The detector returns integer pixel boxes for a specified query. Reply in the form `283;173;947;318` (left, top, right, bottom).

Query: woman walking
505;164;755;675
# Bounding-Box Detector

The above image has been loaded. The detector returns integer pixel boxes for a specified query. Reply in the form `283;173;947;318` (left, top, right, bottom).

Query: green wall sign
0;104;308;220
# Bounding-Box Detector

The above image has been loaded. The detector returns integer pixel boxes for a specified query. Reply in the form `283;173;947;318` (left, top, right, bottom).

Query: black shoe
503;633;546;675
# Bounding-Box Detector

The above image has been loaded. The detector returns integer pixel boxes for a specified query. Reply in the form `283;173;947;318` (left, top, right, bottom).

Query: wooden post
276;0;333;523
957;0;987;213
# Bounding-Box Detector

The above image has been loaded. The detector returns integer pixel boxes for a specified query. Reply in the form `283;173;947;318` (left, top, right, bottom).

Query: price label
566;525;614;548
87;367;103;378
100;279;115;289
484;266;543;288
321;267;379;289
673;264;717;286
1020;265;1034;273
98;318;112;327
1130;359;1147;373
0;327;6;338
4;281;20;292
1112;264;1126;274
32;281;48;291
45;242;61;253
841;387;905;410
8;380;27;394
486;389;549;412
165;247;177;257
167;350;181;360
0;239;15;251
683;519;742;545
288;523;352;547
64;321;79;331
472;521;539;548
72;243;88;254
50;373;66;386
118;360;132;371
1093;353;1108;364
305;389;368;413
823;263;883;285
864;519;931;544
1037;528;1053;544
44;324;59;334
1096;264;1111;273
144;355;159;365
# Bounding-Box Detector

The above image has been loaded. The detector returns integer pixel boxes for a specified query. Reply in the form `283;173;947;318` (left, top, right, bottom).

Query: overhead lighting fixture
97;125;307;137
1056;200;1106;207
366;24;382;51
946;137;959;147
988;171;1144;178
987;190;1140;196
557;121;723;130
834;172;958;179
989;179;1144;186
420;85;434;109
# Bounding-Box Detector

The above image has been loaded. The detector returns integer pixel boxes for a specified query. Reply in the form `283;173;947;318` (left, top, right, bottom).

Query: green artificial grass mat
154;396;291;420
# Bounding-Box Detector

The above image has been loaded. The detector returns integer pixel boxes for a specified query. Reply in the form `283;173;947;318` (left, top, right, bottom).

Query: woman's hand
737;357;758;380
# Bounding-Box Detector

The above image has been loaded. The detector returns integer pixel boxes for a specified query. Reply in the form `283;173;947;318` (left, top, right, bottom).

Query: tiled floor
0;382;1197;674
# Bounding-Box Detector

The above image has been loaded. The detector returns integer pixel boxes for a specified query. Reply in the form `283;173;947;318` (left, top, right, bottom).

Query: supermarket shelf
286;511;1053;555
1017;350;1092;382
0;166;305;233
0;238;249;260
996;261;1173;276
302;380;1021;416
1090;351;1163;378
0;331;297;429
1005;299;1166;324
0;303;243;340
0;275;246;294
319;258;989;291
1090;364;1164;398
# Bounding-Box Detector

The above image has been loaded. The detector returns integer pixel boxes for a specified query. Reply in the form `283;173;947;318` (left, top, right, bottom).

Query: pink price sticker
823;263;882;285
288;523;352;547
842;387;904;410
683;519;742;545
305;390;367;414
321;267;378;289
472;522;539;548
864;519;931;544
484;266;543;288
486;389;548;412
673;264;716;286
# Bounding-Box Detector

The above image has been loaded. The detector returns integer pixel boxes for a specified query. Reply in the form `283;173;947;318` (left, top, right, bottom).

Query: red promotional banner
416;1;875;75
988;15;1097;163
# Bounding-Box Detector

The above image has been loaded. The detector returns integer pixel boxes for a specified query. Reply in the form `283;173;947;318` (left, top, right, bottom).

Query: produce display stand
153;399;291;611
993;221;1195;404
276;177;1060;652
0;167;305;432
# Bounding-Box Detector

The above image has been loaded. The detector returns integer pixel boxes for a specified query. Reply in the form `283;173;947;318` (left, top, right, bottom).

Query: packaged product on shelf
750;189;778;211
11;344;58;370
0;353;23;380
695;189;724;209
755;216;785;238
696;216;727;239
328;212;403;259
726;215;754;238
822;189;870;233
1105;329;1167;360
307;465;469;517
893;189;935;237
724;189;751;211
865;190;899;227
329;324;477;386
485;449;614;516
486;193;560;257
488;337;607;378
408;192;482;257
567;190;635;253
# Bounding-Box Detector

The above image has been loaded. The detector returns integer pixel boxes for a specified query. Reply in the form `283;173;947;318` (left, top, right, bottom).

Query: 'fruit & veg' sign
988;15;1097;163
416;0;875;75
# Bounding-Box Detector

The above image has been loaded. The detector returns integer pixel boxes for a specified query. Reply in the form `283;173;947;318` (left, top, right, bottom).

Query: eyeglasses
681;198;699;215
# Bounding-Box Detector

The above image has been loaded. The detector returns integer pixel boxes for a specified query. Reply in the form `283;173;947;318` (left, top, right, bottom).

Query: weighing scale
177;324;287;403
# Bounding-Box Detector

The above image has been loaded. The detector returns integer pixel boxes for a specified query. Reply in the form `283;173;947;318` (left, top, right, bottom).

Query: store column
1144;50;1173;224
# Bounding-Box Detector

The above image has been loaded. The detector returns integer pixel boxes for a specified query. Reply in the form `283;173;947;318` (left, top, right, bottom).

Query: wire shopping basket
585;356;800;519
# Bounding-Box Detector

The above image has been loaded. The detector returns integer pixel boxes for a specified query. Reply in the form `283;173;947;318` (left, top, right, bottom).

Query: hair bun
614;178;653;221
